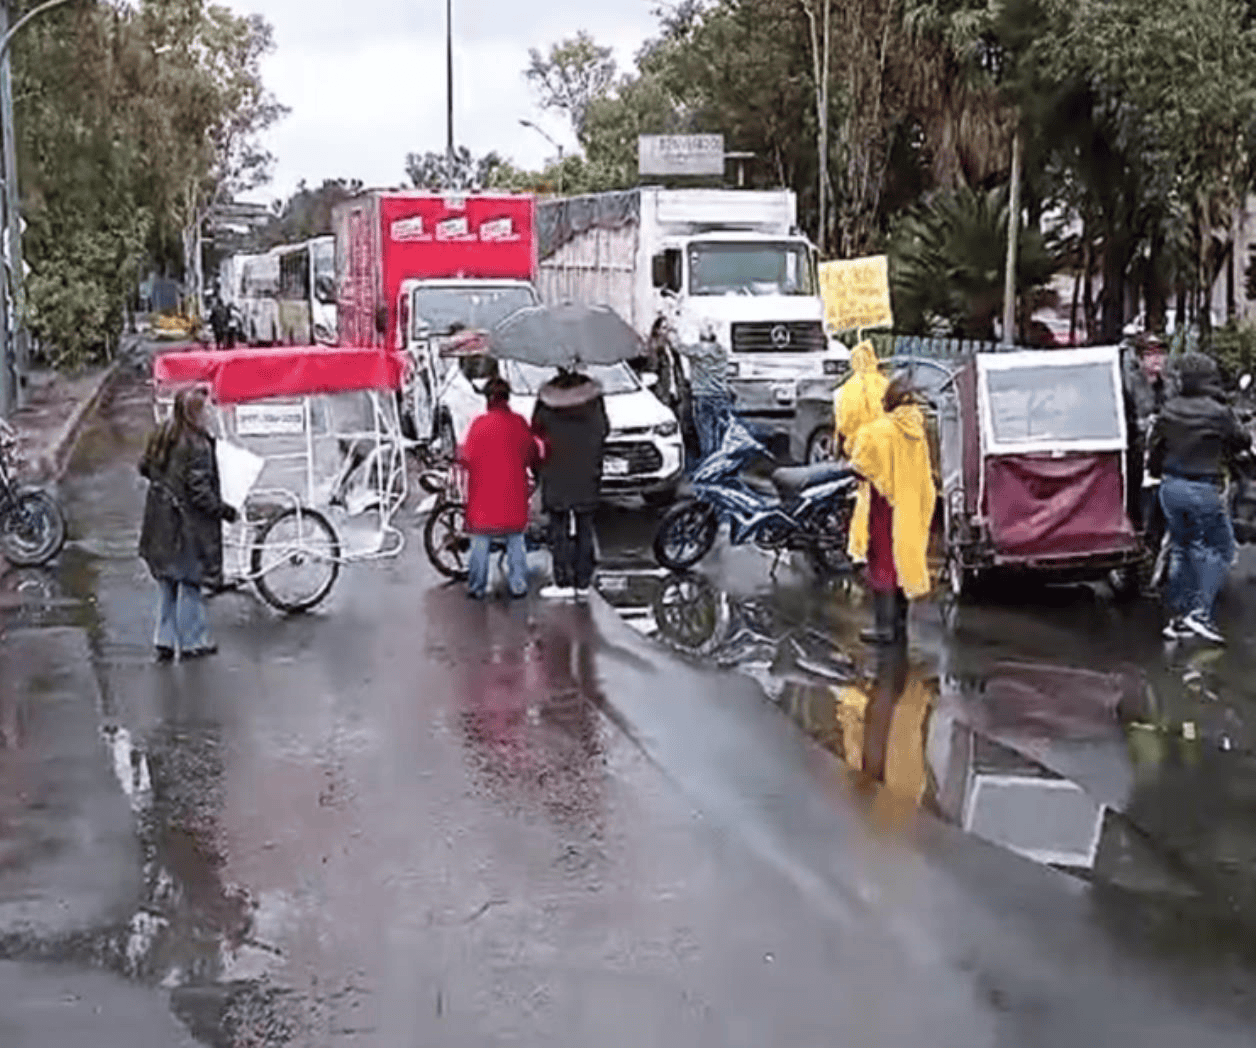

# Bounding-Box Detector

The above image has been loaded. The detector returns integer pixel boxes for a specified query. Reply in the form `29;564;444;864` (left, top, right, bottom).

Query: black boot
860;591;897;645
893;589;909;643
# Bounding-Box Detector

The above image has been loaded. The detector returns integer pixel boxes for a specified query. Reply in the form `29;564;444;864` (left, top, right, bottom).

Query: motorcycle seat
770;463;853;499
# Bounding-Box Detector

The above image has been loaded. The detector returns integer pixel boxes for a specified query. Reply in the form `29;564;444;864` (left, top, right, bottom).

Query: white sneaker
1183;611;1225;645
538;585;575;600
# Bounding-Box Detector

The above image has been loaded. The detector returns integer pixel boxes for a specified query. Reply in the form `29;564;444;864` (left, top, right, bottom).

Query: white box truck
536;188;848;451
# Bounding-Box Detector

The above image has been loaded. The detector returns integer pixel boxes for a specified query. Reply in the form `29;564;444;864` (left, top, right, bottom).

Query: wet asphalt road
4;351;1256;1045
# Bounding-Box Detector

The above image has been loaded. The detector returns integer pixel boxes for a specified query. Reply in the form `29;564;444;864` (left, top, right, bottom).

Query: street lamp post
0;0;82;417
519;119;563;195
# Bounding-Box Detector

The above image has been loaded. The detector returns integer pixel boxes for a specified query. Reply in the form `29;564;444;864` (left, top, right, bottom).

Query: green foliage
889;186;1061;339
1205;320;1256;382
13;0;284;368
260;179;364;249
526;31;617;138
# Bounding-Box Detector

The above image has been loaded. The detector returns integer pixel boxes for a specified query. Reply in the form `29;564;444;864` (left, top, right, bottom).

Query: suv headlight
654;421;679;437
823;359;842;376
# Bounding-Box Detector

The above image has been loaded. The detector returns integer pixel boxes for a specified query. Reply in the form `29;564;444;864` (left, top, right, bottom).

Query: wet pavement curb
36;359;123;482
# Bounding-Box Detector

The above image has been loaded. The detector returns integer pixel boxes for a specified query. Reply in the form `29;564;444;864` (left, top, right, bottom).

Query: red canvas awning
983;452;1137;561
153;346;409;404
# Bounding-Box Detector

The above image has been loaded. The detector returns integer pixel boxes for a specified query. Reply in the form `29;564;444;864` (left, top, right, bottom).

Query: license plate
604;457;629;476
773;382;796;404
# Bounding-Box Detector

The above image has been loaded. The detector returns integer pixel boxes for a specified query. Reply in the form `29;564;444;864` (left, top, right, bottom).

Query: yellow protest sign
819;255;893;332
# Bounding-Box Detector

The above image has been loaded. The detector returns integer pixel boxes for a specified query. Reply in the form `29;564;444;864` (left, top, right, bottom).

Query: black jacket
531;376;610;511
1149;386;1249;483
139;428;234;586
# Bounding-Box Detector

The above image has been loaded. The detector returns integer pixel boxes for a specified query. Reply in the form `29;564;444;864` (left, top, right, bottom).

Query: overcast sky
228;0;659;205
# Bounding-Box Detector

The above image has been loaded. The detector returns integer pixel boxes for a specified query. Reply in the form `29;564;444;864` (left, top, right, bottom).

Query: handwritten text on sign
236;403;306;437
819;256;893;332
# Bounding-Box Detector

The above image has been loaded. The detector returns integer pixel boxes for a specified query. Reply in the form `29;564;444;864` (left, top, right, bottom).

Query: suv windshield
412;286;536;337
689;242;816;297
506;361;641;396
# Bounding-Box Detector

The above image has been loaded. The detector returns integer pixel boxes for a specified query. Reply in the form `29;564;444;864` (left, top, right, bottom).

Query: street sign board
819;255;894;332
638;134;726;177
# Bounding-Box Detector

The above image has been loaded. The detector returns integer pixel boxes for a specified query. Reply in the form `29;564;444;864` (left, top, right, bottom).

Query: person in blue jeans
458;376;539;600
1148;353;1250;644
681;323;733;461
139;388;238;661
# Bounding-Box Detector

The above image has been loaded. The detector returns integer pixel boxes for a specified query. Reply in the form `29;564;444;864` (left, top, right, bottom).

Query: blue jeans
1159;475;1236;619
154;579;209;652
694;395;731;461
468;533;528;598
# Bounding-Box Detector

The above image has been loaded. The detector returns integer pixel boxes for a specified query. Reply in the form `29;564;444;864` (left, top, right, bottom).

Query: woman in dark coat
531;369;609;599
139;387;238;661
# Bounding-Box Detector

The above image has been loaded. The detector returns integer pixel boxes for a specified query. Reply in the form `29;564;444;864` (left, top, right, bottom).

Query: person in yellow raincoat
833;341;889;563
849;376;936;644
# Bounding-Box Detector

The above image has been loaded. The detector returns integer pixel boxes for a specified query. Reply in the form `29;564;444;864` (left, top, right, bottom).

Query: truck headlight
727;361;740;379
654;421;679;437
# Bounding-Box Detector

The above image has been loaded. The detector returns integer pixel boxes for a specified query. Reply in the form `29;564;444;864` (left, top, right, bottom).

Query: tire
806;427;835;465
643;485;679;508
946;551;979;602
1109;557;1151;602
0;488;67;567
653;500;719;571
250;507;340;613
805;498;854;577
423;500;471;581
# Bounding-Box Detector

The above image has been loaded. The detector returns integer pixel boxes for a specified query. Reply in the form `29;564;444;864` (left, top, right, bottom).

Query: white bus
276;236;337;345
239;252;280;345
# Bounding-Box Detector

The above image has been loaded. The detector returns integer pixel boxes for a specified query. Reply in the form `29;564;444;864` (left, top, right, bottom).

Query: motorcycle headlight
654;421;679;438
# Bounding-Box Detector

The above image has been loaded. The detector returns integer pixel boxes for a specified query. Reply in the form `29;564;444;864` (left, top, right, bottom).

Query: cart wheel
946;552;978;602
250;507;341;613
1109;559;1151;602
423;500;471;580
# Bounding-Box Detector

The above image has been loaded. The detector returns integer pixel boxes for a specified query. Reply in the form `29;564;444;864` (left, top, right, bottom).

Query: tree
261;179;364;248
526;31;617;140
890;186;1061;340
11;0;285;365
405;147;525;191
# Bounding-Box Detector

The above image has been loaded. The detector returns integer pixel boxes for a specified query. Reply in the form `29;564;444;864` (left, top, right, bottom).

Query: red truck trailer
332;190;537;350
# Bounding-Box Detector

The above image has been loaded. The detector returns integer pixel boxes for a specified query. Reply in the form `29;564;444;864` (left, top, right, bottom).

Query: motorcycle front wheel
0;488;67;567
423;500;471;581
653;500;719;571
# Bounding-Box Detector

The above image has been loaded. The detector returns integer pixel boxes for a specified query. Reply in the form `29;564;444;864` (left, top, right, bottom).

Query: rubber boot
893;589;909;644
860;591;897;645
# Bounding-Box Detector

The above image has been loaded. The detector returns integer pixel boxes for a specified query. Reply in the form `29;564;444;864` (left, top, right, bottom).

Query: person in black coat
531;369;610;599
139;387;238;661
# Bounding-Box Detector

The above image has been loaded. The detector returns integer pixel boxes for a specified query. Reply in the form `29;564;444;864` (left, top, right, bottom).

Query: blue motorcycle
652;418;858;577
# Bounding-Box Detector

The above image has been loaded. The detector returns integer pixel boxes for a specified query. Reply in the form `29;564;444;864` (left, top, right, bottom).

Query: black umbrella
486;302;643;368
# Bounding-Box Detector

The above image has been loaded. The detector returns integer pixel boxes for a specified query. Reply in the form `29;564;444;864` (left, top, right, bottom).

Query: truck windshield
412;286;537;337
312;242;335;304
688;242;816;297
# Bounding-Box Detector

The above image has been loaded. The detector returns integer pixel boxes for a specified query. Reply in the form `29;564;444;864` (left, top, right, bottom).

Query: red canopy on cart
152;346;409;404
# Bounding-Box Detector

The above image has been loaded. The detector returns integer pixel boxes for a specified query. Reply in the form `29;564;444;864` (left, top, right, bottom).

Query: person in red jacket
458;376;539;599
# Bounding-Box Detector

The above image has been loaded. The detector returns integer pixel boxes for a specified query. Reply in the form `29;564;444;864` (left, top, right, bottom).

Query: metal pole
0;1;12;416
1001;127;1022;348
445;0;454;178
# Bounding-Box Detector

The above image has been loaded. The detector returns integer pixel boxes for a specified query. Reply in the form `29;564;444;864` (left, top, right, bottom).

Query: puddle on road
596;564;1256;935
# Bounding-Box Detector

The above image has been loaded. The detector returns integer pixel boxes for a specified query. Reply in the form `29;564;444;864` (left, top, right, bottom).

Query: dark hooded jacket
1149;371;1249;483
531;375;610;511
139;427;234;587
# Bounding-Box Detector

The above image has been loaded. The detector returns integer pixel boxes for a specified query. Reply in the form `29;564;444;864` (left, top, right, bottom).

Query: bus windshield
412;285;537;337
312;240;335;304
688;241;816;297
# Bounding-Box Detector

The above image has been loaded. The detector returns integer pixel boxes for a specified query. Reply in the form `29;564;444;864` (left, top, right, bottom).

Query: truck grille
731;321;827;353
605;441;663;475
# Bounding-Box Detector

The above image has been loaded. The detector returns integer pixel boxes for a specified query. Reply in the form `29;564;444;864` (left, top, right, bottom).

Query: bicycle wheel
0;488;67;567
250;507;341;613
423;500;470;580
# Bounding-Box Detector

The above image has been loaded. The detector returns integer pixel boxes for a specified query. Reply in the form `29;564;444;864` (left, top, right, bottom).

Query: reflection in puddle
598;566;1256;916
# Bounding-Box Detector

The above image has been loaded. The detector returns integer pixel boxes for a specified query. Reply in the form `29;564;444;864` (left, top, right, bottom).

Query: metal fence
845;332;1005;360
